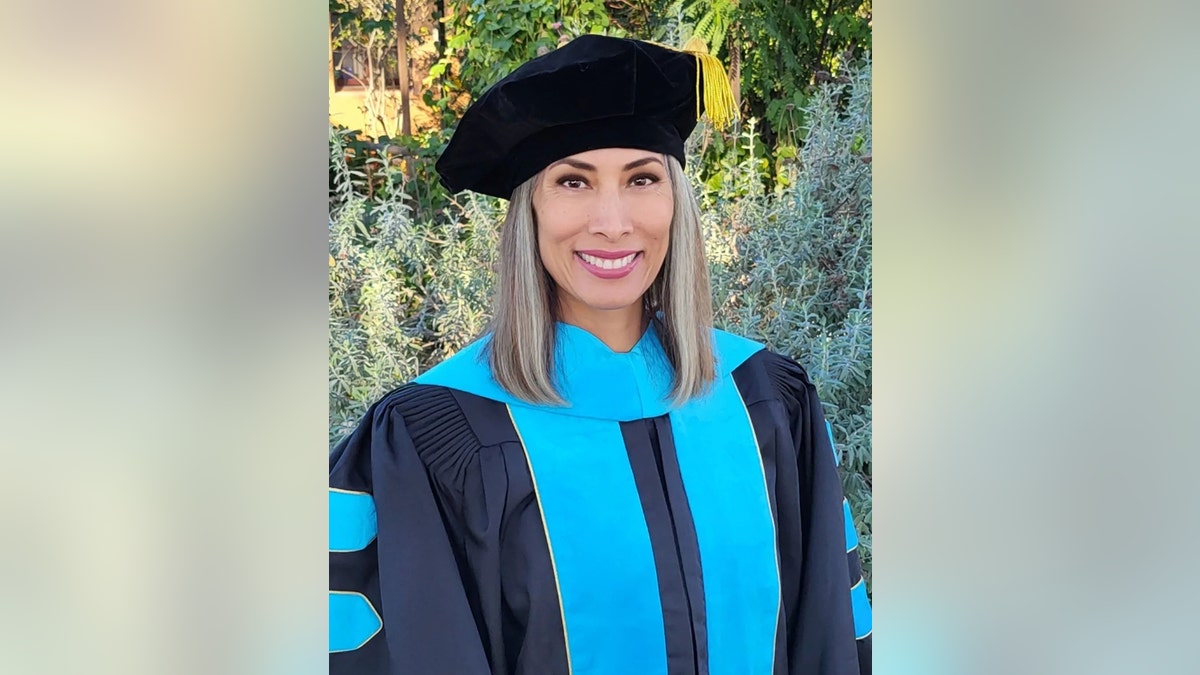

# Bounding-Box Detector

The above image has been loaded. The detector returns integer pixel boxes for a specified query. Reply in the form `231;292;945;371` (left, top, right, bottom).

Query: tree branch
815;0;840;74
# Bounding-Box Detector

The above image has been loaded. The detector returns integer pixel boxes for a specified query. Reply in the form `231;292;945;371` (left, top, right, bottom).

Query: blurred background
1;0;1198;673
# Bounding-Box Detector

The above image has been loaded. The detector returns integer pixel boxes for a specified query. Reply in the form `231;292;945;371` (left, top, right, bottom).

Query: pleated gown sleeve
328;385;492;674
763;351;873;675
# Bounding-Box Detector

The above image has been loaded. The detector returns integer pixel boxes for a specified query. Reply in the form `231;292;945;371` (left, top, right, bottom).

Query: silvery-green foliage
707;57;872;586
329;128;503;444
422;191;503;360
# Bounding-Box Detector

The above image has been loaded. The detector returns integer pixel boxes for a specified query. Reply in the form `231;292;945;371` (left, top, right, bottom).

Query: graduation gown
329;323;872;675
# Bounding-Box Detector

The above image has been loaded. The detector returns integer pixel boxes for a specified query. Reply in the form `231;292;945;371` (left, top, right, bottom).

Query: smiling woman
329;34;871;675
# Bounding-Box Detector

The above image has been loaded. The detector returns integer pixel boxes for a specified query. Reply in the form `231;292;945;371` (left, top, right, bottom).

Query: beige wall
329;88;438;138
328;9;441;138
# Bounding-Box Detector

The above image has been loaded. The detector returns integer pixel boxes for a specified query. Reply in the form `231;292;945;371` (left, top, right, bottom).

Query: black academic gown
329;323;871;675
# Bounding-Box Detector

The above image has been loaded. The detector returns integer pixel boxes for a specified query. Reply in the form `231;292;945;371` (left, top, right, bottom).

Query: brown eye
557;175;588;189
630;173;661;187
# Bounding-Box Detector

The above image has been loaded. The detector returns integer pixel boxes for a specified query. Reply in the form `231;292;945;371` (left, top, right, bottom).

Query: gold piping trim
329;487;377;553
733;383;783;667
329;590;383;653
843;497;858;554
849;577;872;640
506;405;574;674
329;487;370;495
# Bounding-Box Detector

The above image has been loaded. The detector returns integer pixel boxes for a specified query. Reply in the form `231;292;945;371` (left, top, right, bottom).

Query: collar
415;322;763;421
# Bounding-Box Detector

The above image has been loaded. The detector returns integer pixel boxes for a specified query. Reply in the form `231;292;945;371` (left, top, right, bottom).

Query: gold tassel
678;37;738;130
680;35;708;54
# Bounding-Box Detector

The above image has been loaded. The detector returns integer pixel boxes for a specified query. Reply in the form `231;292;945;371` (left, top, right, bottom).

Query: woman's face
532;147;673;326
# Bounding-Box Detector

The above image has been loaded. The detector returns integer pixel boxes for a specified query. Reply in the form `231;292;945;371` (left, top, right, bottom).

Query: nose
587;187;633;239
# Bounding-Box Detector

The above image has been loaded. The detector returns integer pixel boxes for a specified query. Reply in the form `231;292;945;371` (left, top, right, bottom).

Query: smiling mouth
576;251;642;270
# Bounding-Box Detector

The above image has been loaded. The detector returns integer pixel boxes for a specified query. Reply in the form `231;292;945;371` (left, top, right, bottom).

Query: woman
330;34;871;675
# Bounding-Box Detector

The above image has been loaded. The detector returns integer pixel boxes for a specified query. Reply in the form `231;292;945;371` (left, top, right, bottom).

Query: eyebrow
546;156;665;172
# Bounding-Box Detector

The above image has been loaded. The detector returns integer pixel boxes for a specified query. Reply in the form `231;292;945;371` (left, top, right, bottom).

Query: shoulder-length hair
484;154;715;406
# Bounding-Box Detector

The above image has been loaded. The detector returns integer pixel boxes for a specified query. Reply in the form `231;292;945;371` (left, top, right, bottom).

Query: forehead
552;147;664;167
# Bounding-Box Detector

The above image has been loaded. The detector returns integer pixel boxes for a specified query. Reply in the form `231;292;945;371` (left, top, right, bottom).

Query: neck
558;302;648;353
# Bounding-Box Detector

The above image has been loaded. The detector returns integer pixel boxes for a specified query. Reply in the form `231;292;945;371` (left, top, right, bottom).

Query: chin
580;296;643;312
569;278;649;310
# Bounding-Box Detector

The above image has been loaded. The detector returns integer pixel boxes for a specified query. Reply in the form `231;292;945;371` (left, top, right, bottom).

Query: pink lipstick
575;250;642;279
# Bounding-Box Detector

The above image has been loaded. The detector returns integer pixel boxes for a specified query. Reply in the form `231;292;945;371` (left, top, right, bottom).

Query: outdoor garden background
328;0;873;588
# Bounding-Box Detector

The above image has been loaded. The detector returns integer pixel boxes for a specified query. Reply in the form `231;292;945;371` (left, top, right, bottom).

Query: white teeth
579;252;637;269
